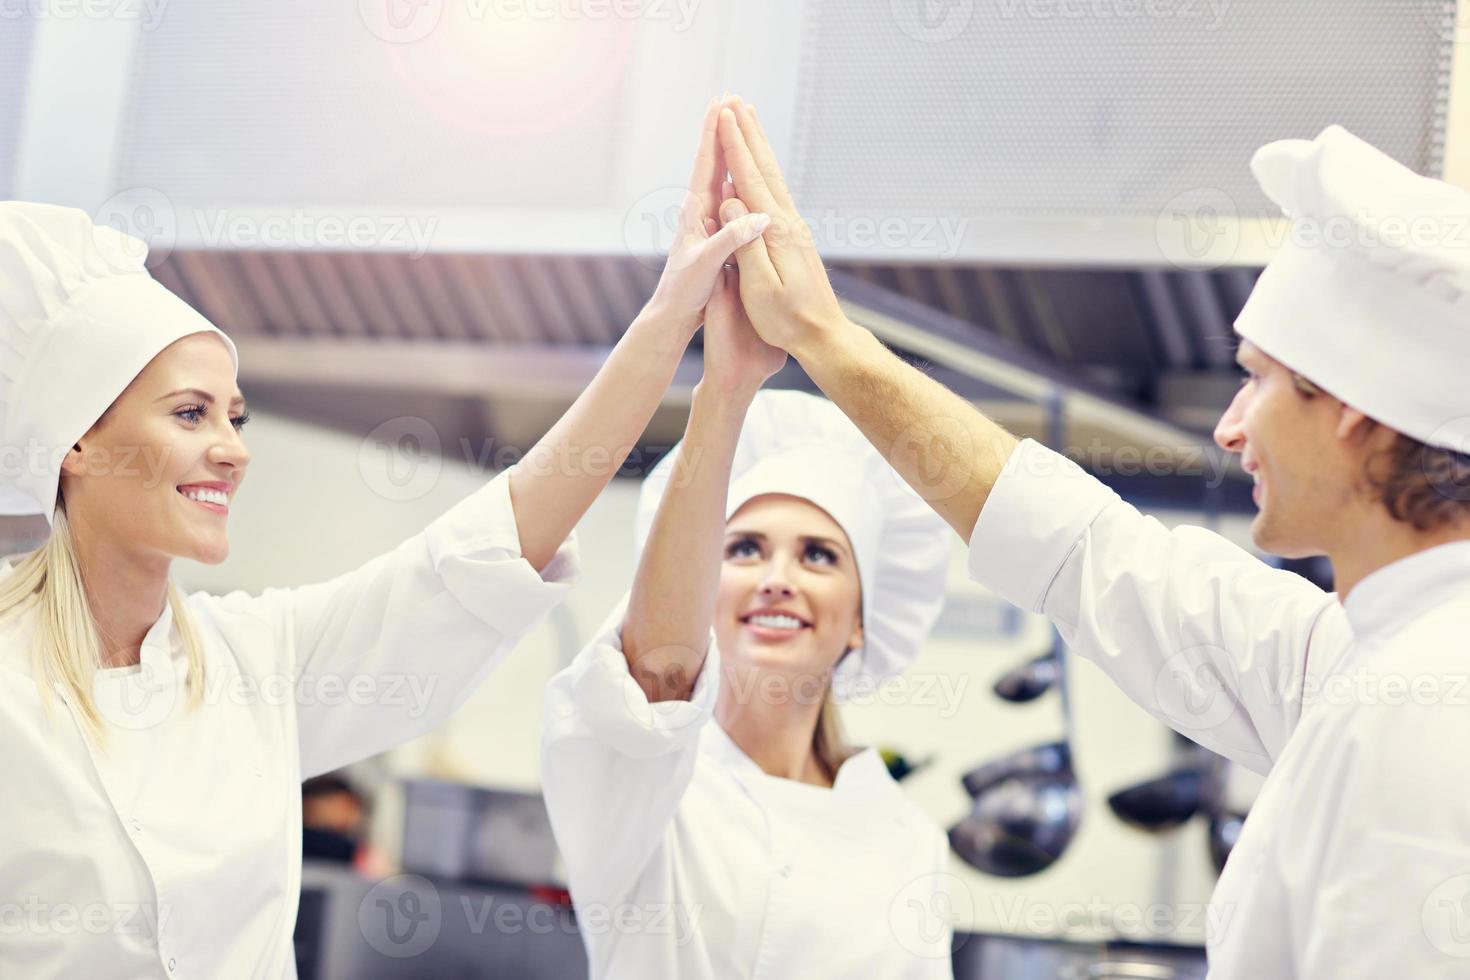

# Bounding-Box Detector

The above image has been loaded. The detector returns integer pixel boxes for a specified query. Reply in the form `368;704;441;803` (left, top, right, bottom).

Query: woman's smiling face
59;332;250;565
713;494;864;699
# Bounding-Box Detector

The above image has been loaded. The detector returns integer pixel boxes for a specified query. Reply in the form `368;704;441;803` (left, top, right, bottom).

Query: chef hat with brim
1234;126;1470;453
635;389;952;689
0;201;238;527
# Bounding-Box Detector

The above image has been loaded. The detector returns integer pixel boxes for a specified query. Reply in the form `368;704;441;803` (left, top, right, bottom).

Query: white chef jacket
968;439;1470;978
540;606;954;980
0;468;578;979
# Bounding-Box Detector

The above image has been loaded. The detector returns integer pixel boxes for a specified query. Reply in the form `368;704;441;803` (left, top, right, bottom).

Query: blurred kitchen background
1;0;1466;976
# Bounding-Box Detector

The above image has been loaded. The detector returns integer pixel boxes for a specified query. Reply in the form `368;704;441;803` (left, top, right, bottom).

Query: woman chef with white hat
539;240;957;977
0;99;770;977
715;98;1470;978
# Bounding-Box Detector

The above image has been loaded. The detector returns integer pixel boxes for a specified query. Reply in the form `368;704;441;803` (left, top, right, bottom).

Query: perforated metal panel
111;0;628;209
0;19;35;197
792;0;1455;219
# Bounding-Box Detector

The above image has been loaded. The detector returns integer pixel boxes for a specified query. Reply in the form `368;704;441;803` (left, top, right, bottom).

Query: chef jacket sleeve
967;439;1350;773
222;466;579;778
540;598;719;909
1286;693;1470;978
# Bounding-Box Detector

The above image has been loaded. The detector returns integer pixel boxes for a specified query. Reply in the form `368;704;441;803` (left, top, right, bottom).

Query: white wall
177;407;1265;945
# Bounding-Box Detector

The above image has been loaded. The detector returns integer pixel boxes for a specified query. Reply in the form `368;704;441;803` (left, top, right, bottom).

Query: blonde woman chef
0;100;770;978
540;337;957;980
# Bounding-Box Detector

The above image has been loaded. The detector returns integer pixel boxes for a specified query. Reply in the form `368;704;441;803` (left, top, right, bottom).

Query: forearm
792;319;1019;541
623;382;753;701
508;304;696;571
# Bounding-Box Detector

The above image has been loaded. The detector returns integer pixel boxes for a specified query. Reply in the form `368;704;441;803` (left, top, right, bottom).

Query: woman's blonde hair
0;497;206;744
812;693;851;781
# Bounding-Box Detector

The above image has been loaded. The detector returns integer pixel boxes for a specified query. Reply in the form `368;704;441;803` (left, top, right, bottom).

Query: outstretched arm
507;98;770;570
713;99;1015;541
714;98;1349;771
622;206;787;701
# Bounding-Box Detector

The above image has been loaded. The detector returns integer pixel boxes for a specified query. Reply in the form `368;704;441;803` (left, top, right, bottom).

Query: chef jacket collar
703;719;890;797
1341;540;1470;640
93;595;178;689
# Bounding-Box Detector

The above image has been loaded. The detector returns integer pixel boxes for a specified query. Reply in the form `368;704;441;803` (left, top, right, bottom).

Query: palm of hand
704;271;787;394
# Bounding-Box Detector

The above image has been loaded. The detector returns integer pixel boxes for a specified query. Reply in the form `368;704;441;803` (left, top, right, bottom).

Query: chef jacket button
779;864;793;878
167;957;176;972
130;818;141;833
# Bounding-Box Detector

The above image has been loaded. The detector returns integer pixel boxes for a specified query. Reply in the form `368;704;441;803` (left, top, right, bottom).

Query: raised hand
715;99;849;361
647;98;771;336
698;182;788;399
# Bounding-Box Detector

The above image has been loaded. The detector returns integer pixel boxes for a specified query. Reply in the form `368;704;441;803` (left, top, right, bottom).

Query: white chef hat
635;389;952;687
0;202;238;526
1234;126;1470;452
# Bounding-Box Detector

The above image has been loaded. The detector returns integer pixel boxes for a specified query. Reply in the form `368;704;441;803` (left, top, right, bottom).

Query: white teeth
182;487;228;507
748;614;804;630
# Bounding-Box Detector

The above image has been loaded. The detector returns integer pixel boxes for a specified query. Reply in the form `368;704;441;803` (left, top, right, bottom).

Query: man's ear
1335;404;1379;446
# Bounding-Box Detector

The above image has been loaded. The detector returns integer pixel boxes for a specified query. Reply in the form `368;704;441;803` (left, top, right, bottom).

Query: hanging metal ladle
992;632;1063;703
951;393;1084;877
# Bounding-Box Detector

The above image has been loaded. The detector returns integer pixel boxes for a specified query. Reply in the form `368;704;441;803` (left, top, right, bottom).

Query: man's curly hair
1291;372;1470;531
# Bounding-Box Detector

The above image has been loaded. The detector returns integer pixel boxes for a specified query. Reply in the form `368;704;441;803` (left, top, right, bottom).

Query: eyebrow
157;387;248;410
